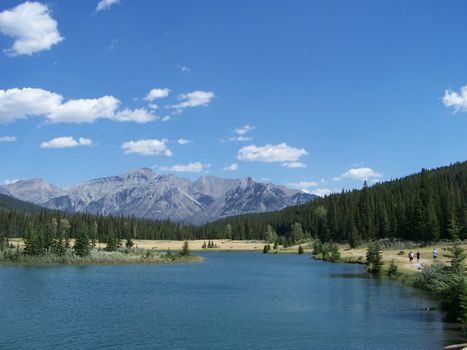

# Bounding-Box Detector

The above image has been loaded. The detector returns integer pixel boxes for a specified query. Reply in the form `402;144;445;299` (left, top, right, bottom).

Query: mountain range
0;168;316;224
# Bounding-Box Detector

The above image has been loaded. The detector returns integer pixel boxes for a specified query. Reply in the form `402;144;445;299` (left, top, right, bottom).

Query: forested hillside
0;194;40;212
202;161;467;243
0;162;465;246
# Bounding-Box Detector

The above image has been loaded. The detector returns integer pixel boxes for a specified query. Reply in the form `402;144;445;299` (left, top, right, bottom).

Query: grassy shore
0;246;202;266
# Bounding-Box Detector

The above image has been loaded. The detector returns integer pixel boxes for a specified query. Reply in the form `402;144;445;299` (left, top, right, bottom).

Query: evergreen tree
447;211;461;240
180;241;190;256
298;245;304;254
73;223;91;257
366;242;383;273
105;230;118;252
23;222;42;256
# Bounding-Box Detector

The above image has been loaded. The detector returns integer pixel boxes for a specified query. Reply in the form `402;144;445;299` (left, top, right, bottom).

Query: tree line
0;161;465;245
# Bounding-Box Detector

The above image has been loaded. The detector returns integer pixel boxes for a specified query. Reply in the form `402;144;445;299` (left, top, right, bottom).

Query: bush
387;259;399;277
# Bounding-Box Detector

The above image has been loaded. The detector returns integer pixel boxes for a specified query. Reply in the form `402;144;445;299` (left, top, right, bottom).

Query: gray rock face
0;186;11;196
4;179;65;204
5;168;316;224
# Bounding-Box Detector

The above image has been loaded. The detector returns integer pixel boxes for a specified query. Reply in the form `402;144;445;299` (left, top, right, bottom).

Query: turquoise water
0;253;455;349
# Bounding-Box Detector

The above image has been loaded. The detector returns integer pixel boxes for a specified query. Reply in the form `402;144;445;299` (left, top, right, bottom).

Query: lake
0;252;458;349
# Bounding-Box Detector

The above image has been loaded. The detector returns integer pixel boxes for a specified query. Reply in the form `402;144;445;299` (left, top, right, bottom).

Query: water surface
0;253;456;349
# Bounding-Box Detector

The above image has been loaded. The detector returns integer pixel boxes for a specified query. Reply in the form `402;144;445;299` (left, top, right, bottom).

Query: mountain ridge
3;168;316;224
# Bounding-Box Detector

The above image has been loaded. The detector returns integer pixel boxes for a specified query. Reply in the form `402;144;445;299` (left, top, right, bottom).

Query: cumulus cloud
0;88;62;123
281;161;306;168
340;167;382;181
443;86;467;112
40;136;93;149
0;136;16;142
113;108;155;123
0;87;156;124
145;88;170;102
177;138;192;145
238;143;308;163
46;96;119;123
179;65;190;72
96;0;120;12
171;91;214;110
159;162;210;173
0;1;63;56
222;163;238;172
121;139;172;156
287;181;318;189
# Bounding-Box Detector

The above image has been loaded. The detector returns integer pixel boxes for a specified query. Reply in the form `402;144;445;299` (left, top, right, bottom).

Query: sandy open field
338;243;467;273
7;238;269;252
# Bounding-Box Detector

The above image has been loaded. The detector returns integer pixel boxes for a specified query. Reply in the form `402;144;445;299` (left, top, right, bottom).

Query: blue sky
0;0;466;195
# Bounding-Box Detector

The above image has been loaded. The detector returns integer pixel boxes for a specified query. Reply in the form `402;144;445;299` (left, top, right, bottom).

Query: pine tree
74;223;91;257
447;211;461;240
180;241;190;256
366;242;383;273
23;223;42;256
105;230;118;252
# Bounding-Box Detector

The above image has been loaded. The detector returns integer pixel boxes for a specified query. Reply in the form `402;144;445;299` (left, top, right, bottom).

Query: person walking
416;251;421;263
432;248;439;260
408;251;414;263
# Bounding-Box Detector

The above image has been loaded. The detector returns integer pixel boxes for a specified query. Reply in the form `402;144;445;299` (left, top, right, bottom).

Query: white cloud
238;143;308;163
179;65;190;72
177;138;192;145
311;188;333;197
46;96;119;123
443;86;467;112
234;124;255;135
145;88;170;102
281;161;306;168
159;162;210;173
0;136;16;142
96;0;120;12
40;136;93;149
148;103;159;110
223;163;238;172
113;108;155;123
0;87;156;124
287;181;318;189
0;2;63;56
341;167;382;181
171;90;214;110
162;116;171;122
3;179;20;185
0;88;63;123
229;136;253;142
229;124;255;142
121;139;172;156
